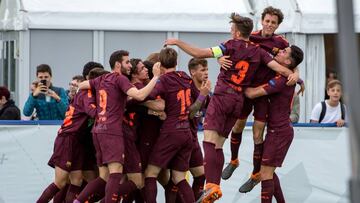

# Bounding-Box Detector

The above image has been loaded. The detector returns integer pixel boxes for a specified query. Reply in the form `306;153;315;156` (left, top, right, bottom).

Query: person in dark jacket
0;86;20;120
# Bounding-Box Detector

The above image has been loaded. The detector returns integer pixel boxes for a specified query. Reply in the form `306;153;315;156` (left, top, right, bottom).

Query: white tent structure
0;0;358;121
251;0;360;122
0;0;253;114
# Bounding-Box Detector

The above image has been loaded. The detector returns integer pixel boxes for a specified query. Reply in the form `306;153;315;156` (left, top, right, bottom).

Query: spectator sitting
0;86;21;120
23;64;68;120
310;80;346;127
67;75;84;102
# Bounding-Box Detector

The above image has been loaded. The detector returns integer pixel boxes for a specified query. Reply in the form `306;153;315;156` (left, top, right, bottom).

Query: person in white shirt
310;80;346;127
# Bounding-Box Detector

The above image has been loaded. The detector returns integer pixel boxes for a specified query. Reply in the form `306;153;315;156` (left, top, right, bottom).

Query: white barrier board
0;125;350;203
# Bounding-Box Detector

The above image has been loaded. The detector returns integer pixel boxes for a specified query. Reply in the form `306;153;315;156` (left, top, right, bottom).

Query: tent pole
336;1;360;202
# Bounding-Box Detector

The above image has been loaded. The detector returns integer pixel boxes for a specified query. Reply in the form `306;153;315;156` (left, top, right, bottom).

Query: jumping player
244;45;304;202
165;13;298;202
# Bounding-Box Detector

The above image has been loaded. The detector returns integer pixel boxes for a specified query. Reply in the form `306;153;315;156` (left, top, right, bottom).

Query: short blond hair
327;79;342;90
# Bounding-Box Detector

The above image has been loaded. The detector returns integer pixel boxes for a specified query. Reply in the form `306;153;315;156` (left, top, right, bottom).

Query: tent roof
0;0;253;32
252;0;360;33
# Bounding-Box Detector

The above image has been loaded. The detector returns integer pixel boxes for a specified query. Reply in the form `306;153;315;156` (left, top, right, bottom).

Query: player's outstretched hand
152;62;161;77
218;56;232;70
200;80;211;96
164;38;178;46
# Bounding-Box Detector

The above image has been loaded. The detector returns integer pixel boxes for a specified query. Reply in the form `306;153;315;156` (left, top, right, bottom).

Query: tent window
1;40;16;92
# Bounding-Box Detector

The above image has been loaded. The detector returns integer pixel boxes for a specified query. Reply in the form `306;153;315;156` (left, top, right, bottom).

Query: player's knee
253;134;263;143
108;162;123;173
132;177;144;189
54;179;67;189
233;119;246;132
260;172;273;181
190;166;204;177
171;174;185;185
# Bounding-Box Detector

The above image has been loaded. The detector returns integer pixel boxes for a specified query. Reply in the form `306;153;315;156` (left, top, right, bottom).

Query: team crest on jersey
269;79;276;87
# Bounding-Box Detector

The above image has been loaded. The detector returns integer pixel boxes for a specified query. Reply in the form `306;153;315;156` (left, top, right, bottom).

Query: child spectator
311;80;346;127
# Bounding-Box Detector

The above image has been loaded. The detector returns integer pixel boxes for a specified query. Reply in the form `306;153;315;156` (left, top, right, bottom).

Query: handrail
0;120;347;127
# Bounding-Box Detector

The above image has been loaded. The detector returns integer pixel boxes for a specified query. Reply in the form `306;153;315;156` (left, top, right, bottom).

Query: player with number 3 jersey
165;13;297;203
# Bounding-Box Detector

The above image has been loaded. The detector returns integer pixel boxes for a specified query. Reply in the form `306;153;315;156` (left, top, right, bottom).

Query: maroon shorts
81;133;97;171
137;117;162;172
149;130;193;171
204;92;244;138
92;133;125;166
262;126;294;167
124;135;142;174
189;137;204;168
48;133;84;172
239;96;269;122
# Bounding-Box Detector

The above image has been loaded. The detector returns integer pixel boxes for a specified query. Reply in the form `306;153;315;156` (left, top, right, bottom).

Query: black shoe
221;159;239;180
238;174;260;193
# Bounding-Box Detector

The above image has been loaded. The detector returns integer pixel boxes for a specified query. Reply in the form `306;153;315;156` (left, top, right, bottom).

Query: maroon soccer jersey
58;90;96;135
189;81;210;137
250;31;289;86
214;39;273;93
123;82;145;141
150;71;192;132
89;72;134;135
263;75;295;128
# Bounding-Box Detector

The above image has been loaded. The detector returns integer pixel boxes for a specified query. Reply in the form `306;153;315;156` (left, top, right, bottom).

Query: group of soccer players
37;6;305;203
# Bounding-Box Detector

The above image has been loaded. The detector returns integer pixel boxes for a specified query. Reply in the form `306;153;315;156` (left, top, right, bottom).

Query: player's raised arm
165;38;213;58
126;62;161;101
266;60;293;77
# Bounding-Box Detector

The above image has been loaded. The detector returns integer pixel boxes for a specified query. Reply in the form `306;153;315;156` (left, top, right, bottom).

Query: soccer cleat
221;159;239;180
238;173;261;193
196;183;222;203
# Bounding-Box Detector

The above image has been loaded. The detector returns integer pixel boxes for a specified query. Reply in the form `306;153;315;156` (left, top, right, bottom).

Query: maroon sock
252;143;264;175
145;177;157;203
165;180;178;203
118;180;138;198
273;173;285;203
230;132;243;161
65;184;82;203
80;180;88;190
177;180;195;203
122;189;144;203
53;183;69;203
261;179;274;203
203;141;219;184
122;191;134;203
216;148;224;184
105;173;123;203
37;183;60;203
133;189;144;203
76;177;106;202
192;175;205;200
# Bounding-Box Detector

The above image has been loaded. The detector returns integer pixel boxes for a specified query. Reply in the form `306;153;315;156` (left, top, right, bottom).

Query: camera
40;80;48;92
40;80;47;86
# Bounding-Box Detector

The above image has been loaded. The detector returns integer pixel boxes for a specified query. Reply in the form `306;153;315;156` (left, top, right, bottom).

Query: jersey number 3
231;60;249;85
